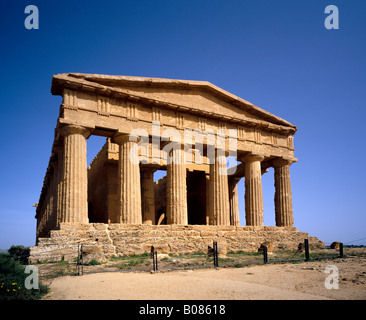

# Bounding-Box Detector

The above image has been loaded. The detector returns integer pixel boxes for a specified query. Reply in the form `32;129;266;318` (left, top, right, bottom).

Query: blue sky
0;0;365;249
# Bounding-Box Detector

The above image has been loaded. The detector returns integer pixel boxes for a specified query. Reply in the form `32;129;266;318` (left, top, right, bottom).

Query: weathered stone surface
258;241;274;253
32;74;323;259
330;241;342;249
243;154;265;226
30;224;324;262
166;145;188;225
273;158;294;227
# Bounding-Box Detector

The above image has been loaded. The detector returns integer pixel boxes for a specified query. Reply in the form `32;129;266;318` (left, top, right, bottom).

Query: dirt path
43;255;366;300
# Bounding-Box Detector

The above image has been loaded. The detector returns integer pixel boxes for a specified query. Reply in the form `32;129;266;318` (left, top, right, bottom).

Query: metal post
213;241;219;267
305;239;310;261
339;242;344;258
152;250;156;272
77;244;80;276
263;246;268;264
81;244;84;275
216;242;219;267
155;251;158;271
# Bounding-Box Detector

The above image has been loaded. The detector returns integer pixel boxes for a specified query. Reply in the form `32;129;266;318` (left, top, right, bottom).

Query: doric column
243;154;265;226
141;167;156;225
48;161;58;231
273;158;294;227
209;148;230;225
60;125;90;224
205;174;211;225
44;173;52;235
166;143;188;225
229;177;241;226
54;145;64;229
113;133;142;224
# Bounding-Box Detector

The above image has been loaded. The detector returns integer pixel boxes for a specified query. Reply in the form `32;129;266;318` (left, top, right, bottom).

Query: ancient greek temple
32;73;321;259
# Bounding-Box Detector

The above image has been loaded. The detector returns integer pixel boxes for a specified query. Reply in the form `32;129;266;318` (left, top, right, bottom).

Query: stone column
48;162;58;231
113;133;142;224
229;177;241;226
243;154;265;226
205;174;211;225
44;174;52;235
141;167;156;225
209;148;230;225
273;158;294;227
60;125;90;224
54;145;64;229
166;143;188;225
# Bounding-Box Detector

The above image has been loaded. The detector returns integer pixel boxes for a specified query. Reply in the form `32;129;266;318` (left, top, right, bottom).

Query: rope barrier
344;237;366;245
3;238;365;278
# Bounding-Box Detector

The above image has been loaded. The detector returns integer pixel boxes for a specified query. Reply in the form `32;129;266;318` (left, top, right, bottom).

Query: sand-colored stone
243;154;265;226
112;133;142;224
209;148;230;225
32;73;322;260
141;168;156;225
30;223;325;263
59;125;90;224
166;145;188;225
273;158;294;227
330;241;342;249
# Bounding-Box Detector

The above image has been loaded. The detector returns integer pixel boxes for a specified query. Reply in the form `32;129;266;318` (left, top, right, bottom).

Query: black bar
81;244;84;275
216;242;219;267
213;241;219;267
155;251;158;271
152;251;156;272
263;246;268;264
339;242;344;258
77;244;80;275
305;239;310;261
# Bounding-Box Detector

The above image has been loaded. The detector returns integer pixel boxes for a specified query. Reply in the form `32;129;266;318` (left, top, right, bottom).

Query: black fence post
155;251;158;271
339;242;344;258
81;244;84;275
213;241;216;267
305;239;310;262
77;244;80;276
213;241;219;267
216;242;219;267
152;251;157;272
152;251;156;272
263;246;268;264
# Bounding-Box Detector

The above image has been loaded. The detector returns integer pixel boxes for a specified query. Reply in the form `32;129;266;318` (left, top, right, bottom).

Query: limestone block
217;226;236;232
258;242;275;253
82;253;106;264
59;223;94;231
93;223;108;230
309;237;325;248
199;230;217;237
31;223;324;261
150;244;170;254
81;245;106;264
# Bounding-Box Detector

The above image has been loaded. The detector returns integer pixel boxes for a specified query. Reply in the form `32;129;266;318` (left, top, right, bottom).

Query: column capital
272;157;297;167
59;124;90;139
240;152;267;163
112;132;141;145
160;136;186;150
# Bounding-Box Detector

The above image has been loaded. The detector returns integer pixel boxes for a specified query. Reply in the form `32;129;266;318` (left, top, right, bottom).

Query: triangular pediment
51;73;296;134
